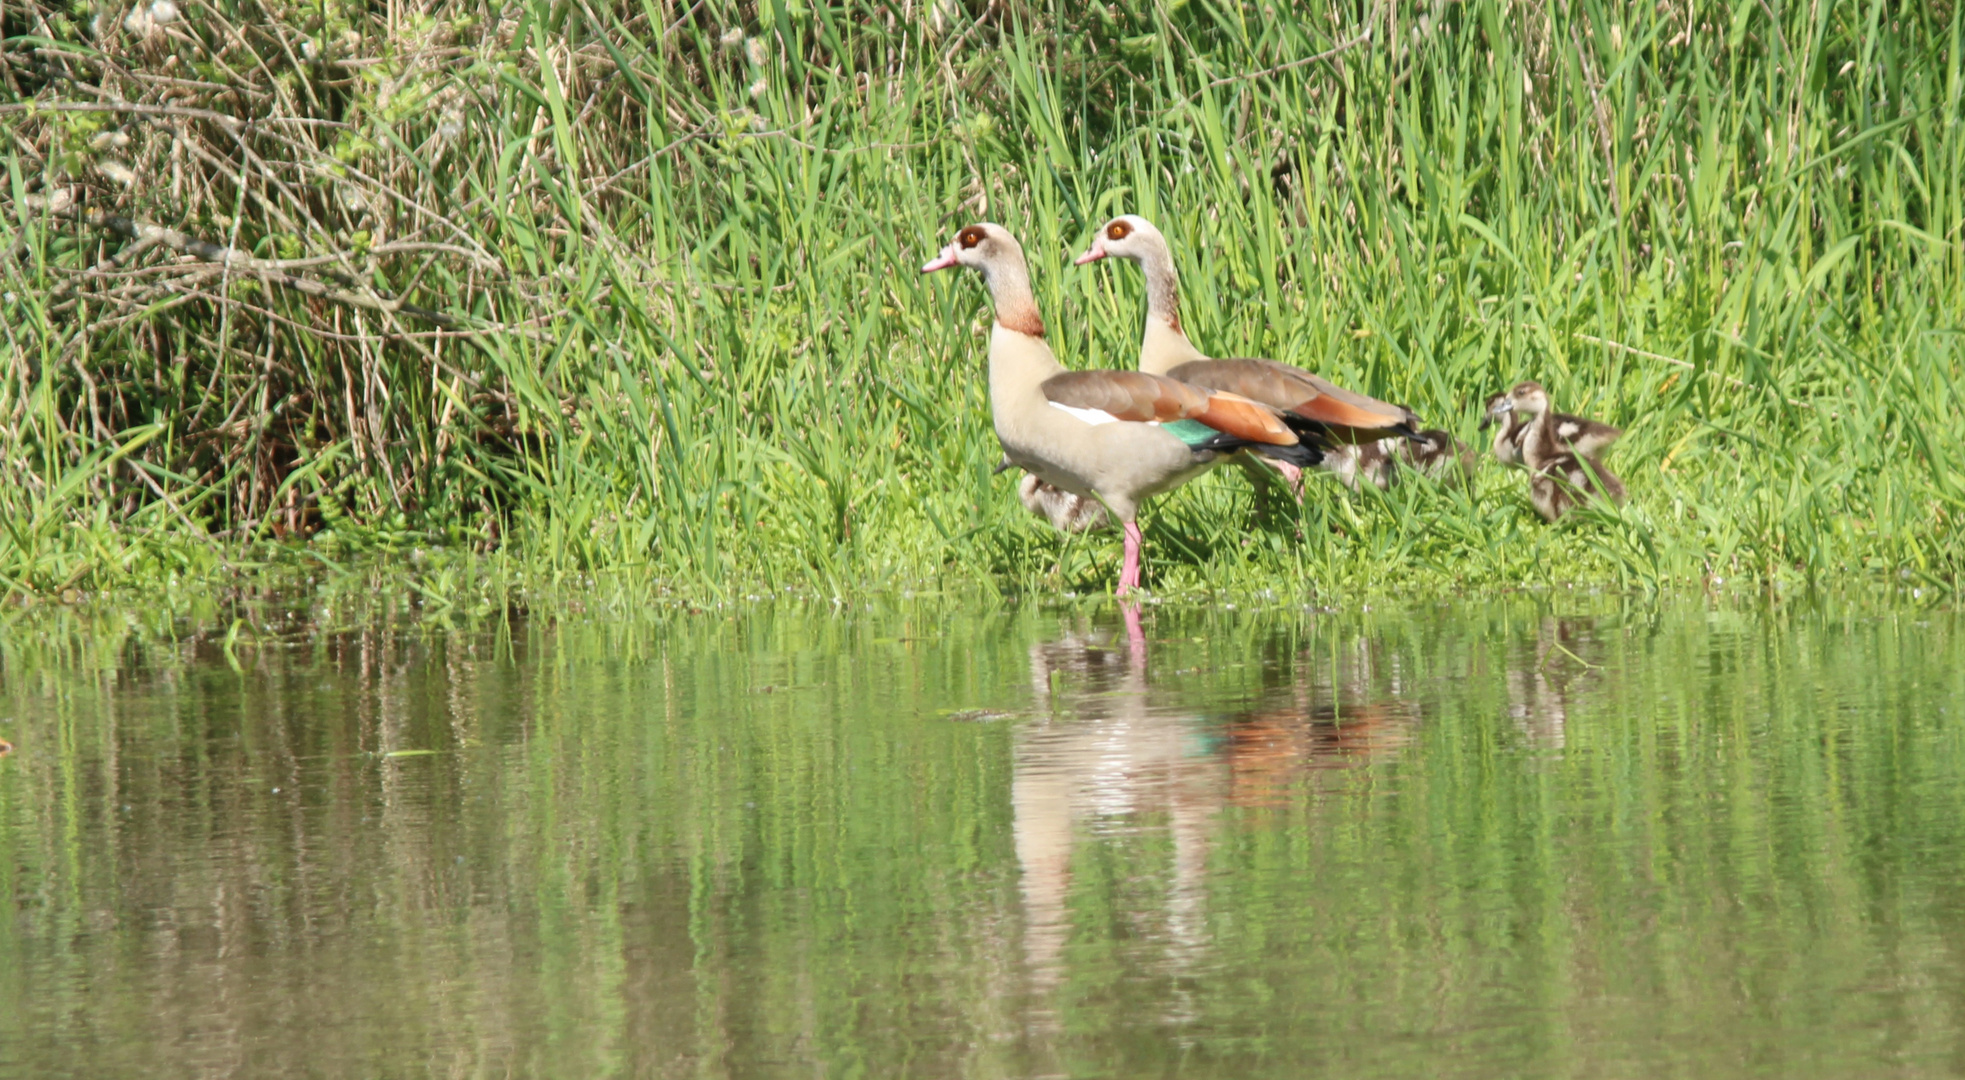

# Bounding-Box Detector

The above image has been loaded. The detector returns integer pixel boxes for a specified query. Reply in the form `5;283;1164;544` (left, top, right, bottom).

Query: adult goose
923;222;1319;593
1494;381;1626;521
1074;215;1420;490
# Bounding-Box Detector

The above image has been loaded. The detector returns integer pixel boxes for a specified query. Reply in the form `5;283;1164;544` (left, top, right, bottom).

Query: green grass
2;0;1962;605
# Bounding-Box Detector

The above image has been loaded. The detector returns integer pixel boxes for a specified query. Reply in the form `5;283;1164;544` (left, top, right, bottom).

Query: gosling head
1073;214;1171;266
1478;391;1511;430
1505;381;1551;420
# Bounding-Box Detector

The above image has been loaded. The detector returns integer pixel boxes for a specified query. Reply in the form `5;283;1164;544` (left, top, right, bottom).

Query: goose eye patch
959;227;986;248
1106;222;1131;240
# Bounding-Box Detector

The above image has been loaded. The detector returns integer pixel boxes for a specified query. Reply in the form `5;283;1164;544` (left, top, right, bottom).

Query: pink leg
1271;459;1305;499
1117;520;1144;595
1122;601;1146;666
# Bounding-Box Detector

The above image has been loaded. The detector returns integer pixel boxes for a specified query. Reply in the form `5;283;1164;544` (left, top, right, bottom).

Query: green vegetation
3;0;1962;604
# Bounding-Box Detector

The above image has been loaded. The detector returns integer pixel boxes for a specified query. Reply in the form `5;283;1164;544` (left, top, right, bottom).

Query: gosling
1326;411;1475;492
1481;387;1620;468
1494;381;1626;522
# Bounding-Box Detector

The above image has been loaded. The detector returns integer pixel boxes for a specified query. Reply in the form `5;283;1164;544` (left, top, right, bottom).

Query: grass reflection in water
0;599;1960;1078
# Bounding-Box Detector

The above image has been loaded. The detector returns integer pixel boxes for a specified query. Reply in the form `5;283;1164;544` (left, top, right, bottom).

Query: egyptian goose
1020;471;1110;532
1317;442;1392;491
1480;391;1530;466
1487;382;1622;467
1396;427;1477;488
1074;215;1419;490
1527;452;1627;522
923;222;1318;593
989;454;1111;531
1311;426;1473;491
1494;381;1626;521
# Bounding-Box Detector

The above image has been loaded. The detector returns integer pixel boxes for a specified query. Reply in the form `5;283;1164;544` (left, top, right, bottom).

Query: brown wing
1039;370;1297;446
1165;358;1317;410
1552;413;1622;458
1540;454;1626;505
1400;430;1450;468
1566;455;1626;503
1167;358;1414;443
1192;390;1298;446
1040;369;1207;422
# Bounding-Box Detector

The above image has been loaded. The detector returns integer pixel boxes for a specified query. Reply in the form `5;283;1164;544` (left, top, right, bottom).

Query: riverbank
5;1;1961;600
0;544;1944;663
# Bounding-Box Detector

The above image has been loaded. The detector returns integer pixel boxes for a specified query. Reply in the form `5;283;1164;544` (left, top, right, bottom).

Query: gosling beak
1072;241;1108;266
921;243;960;273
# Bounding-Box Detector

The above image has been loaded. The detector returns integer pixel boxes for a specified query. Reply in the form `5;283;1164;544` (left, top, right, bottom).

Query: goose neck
987;321;1064;405
981;258;1045;338
1133;246;1205;374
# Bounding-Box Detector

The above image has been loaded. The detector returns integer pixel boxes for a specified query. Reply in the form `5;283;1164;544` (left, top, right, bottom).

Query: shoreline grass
0;565;1944;704
3;1;1962;604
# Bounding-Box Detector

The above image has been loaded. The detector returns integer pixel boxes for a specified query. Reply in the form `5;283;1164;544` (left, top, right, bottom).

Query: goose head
923;222;1044;336
1072;214;1197;366
922;222;1024;277
1073;214;1170;266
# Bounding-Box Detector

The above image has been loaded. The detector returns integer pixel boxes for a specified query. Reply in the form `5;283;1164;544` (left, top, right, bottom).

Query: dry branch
50;196;462;331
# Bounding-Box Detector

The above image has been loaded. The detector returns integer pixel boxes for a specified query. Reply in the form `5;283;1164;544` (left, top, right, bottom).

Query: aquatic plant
2;0;1960;602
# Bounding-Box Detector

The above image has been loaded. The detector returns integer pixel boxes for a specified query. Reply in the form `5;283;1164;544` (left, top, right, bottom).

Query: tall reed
2;0;1960;602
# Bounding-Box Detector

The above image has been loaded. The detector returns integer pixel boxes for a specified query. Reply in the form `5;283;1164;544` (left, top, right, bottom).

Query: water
1;599;1962;1078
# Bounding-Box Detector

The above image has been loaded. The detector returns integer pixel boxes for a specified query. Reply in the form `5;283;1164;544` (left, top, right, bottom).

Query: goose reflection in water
1013;611;1218;995
1219;637;1419;809
1505;615;1612;751
1011;610;1422;1001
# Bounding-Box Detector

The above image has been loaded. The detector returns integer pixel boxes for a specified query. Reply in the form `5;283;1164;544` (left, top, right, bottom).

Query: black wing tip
1250;440;1320;468
1188;426;1322;468
1278;412;1337;451
1392;404;1427;443
1183;430;1302;467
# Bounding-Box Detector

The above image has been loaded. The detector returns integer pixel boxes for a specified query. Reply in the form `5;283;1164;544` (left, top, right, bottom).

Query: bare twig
1571;332;1813;408
56;201;463;329
0;99;348;131
1185;21;1375;104
1569;23;1627;243
941;0;999;62
48;233;163;305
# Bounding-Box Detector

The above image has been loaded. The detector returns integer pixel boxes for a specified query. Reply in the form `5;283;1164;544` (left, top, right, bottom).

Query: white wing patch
1048;401;1122;426
1561;419;1620;455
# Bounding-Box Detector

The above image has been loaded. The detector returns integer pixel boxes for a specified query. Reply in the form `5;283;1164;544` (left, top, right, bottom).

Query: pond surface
1;598;1963;1078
